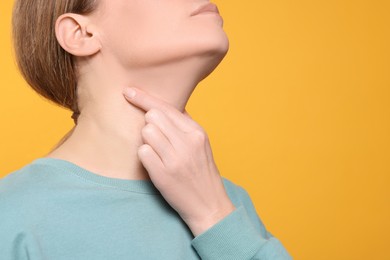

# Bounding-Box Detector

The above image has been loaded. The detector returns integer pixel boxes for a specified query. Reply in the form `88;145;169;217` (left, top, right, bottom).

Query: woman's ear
55;13;101;56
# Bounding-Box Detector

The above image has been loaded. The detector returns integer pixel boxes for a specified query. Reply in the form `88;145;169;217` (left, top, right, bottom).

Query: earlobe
55;13;101;57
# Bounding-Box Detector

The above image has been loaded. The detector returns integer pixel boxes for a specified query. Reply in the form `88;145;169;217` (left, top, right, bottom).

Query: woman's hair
12;0;98;151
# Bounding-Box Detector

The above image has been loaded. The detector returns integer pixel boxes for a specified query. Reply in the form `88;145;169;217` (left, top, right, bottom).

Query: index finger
123;87;168;111
123;87;194;128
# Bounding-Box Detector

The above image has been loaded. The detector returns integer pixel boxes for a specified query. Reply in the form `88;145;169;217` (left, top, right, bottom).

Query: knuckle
145;112;153;121
138;144;153;160
192;129;207;143
146;109;159;121
142;124;155;135
138;144;150;155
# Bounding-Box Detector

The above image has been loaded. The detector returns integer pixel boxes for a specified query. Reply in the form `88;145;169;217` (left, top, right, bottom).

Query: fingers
123;86;214;173
145;109;186;150
141;122;176;166
123;87;198;132
137;144;165;181
123;87;168;112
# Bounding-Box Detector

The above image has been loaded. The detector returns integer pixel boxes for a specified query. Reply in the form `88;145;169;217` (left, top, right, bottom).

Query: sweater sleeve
0;201;34;260
190;185;292;260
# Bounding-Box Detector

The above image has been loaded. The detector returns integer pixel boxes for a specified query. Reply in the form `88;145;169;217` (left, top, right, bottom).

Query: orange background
1;0;390;259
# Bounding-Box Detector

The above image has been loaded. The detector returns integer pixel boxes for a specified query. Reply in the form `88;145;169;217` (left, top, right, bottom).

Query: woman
0;0;291;259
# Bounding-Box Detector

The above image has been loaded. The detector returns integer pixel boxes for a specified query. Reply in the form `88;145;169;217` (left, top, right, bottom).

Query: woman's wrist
186;203;237;237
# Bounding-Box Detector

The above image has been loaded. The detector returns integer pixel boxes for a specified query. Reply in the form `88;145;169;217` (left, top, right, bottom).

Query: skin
47;0;236;236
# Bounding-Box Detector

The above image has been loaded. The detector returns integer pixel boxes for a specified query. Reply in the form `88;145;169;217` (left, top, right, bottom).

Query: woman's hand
123;87;236;237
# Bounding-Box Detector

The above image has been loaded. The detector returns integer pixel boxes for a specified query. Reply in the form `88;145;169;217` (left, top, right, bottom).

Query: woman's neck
46;57;205;181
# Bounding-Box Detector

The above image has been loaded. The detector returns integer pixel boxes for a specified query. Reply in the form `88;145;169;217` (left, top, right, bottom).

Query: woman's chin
196;43;230;81
203;31;229;54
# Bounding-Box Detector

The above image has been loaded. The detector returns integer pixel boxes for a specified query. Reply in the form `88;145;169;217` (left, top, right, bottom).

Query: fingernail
124;88;136;99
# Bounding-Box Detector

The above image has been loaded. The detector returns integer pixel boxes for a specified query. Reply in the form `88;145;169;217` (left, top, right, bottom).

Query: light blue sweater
0;158;292;259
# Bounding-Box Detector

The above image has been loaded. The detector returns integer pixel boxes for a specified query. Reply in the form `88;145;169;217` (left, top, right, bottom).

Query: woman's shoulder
0;162;55;211
1;163;34;195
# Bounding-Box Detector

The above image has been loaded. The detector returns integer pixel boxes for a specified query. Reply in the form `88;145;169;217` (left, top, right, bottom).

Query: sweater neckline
31;157;161;195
